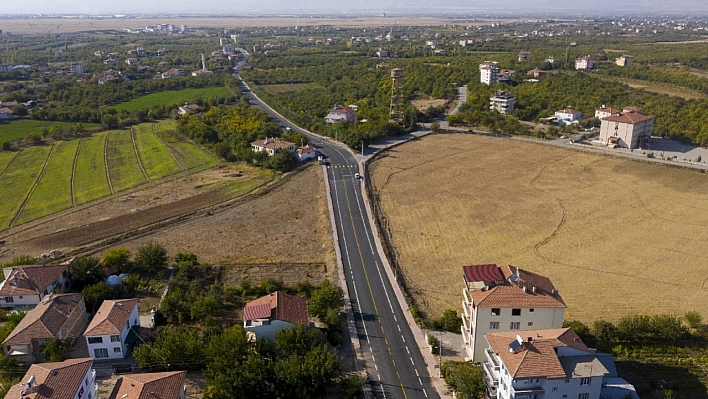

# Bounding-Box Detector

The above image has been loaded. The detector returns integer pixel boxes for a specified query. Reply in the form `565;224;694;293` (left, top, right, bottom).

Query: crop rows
0;122;219;230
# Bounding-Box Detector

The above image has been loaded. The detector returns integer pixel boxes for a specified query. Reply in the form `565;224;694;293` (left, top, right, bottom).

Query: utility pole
438;331;446;377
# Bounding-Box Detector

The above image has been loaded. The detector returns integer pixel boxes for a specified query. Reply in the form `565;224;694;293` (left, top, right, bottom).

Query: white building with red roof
0;265;69;309
599;109;654;149
3;293;87;364
461;264;565;362
4;358;97;399
483;328;608;399
250;137;297;156
83;299;140;360
479;61;500;85
243;291;308;340
325;106;357;124
296;145;317;162
108;371;187;399
554;108;582;124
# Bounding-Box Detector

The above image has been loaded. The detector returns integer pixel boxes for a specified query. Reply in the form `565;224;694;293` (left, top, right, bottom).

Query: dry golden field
0;16;506;35
369;133;708;323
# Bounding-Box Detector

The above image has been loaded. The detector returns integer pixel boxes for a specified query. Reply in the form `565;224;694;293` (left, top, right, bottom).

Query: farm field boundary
368;132;708;324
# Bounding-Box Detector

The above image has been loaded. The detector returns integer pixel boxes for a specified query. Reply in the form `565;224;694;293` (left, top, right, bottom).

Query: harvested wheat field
369;133;708;323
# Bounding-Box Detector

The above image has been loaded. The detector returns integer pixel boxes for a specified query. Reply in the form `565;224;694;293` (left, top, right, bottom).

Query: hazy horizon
3;0;708;16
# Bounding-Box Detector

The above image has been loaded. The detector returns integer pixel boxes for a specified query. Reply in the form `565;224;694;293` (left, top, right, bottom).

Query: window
529;308;534;312
580;377;591;386
491;308;500;316
528;322;534;327
512;308;521;316
87;337;103;344
552;387;558;392
3;297;12;303
578;394;589;399
94;348;109;358
113;347;122;353
110;335;120;342
489;322;500;330
510;322;520;330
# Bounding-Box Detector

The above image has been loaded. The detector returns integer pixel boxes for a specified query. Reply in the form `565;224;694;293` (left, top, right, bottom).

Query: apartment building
461;264;566;362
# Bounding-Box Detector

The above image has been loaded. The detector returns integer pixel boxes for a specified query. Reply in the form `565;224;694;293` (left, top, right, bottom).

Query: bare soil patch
411;98;447;112
369;133;708;323
92;164;335;279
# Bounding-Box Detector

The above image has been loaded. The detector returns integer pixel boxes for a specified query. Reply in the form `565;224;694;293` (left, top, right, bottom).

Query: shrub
434;309;462;333
135;241;168;274
102;247;132;274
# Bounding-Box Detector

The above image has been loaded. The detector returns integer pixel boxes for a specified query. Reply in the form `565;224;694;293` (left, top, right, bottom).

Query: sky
3;0;708;15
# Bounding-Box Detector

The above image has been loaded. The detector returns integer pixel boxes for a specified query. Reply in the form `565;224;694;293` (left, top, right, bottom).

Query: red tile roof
470;265;566;308
297;145;317;155
108;371;186;399
243;291;308;326
5;358;93;399
462;264;504;283
3;293;84;345
485;328;590;379
250;137;295;151
0;264;67;297
84;299;138;336
601;111;653;124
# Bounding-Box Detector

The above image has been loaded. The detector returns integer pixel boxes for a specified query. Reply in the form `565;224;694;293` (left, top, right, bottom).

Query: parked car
354;173;361;179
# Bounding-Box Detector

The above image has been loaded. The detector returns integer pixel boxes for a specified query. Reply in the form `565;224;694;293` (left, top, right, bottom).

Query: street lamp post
438;331;446;377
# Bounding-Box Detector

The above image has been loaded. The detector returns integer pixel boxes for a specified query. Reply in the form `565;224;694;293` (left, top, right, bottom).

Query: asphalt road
235;62;438;399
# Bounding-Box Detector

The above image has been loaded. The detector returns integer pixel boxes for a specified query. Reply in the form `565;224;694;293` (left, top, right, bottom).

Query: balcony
511;386;545;398
461;326;469;344
482;361;500;382
462;288;472;307
462;314;472;334
485;347;500;368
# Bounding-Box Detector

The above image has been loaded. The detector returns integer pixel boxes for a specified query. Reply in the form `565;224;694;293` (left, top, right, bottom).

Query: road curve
235;60;439;399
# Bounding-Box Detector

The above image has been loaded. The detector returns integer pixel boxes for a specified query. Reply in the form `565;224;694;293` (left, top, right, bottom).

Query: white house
554;108;582;124
480;61;500;85
575;56;594;70
599;110;654;149
250;138;297;156
461;264;566;363
0;107;12;120
616;54;634;67
489;91;516;115
325;106;357;123
4;358;98;399
0;64;13;72
0;265;69;309
84;299;140;360
595;105;621;120
243;291;309;341
518;51;531;62
177;104;201;115
483;328;607;399
108;371;187;399
296;145;318;162
3;293;87;364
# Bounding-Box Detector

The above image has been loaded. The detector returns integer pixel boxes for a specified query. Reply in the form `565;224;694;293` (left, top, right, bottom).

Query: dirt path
10;144;55;228
152;124;187;175
104;132;114;195
70;138;83;207
0;151;19;179
131;127;150;182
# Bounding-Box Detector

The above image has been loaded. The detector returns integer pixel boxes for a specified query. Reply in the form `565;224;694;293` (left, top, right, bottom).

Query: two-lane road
235;73;439;398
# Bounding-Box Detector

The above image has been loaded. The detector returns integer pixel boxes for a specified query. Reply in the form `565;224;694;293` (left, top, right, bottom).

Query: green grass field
133;124;181;179
0;121;99;143
0;121;220;230
105;129;148;192
111;87;229;112
73;132;111;205
0;151;18;174
153;120;217;172
16;140;79;224
0;145;52;229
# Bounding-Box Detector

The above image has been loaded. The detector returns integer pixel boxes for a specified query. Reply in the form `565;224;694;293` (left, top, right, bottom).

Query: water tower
389;68;405;124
